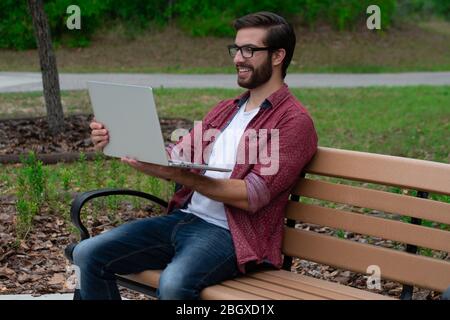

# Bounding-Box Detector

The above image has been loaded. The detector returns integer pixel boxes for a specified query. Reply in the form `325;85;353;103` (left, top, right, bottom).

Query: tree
27;0;65;135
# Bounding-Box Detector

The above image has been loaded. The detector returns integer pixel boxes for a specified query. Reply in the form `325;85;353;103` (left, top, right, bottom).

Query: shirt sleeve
244;112;318;213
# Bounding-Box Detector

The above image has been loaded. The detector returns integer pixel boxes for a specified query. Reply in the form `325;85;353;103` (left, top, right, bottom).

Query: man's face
233;28;273;89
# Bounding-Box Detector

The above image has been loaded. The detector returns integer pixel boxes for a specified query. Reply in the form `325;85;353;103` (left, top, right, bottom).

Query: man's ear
272;48;286;67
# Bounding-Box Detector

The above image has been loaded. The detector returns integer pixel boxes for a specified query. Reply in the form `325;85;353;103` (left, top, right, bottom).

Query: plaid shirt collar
233;83;290;110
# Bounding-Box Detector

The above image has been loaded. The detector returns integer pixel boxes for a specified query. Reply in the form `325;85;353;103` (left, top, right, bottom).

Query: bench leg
73;288;82;300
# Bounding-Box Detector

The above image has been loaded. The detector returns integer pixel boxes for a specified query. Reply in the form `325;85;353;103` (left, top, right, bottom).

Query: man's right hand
90;118;109;151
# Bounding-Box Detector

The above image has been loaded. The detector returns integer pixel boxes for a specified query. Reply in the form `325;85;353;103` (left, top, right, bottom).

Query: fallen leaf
19;242;30;250
17;274;30;284
48;273;65;285
0;266;16;279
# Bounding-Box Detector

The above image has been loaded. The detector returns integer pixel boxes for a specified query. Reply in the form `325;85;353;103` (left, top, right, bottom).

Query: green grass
0;154;174;228
1;86;448;162
157;86;450;164
1;22;450;74
297;86;450;163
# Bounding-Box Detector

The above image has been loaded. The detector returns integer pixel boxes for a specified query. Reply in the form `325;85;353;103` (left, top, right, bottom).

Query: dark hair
233;12;296;78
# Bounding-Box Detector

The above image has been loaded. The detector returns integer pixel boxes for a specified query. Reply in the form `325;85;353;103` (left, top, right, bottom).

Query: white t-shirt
181;101;259;229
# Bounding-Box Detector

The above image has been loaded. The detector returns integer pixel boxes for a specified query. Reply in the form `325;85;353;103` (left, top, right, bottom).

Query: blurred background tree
27;0;64;135
1;0;449;50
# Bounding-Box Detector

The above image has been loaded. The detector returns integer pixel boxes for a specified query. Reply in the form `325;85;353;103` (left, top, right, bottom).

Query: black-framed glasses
227;44;273;58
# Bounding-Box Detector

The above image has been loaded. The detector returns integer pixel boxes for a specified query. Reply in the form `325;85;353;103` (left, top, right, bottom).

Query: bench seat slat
256;271;395;300
232;277;325;300
120;271;268;300
201;283;269;300
286;202;450;253
119;269;394;300
120;270;160;288
220;279;298;300
292;178;450;225
283;227;450;292
305;147;450;196
248;273;358;300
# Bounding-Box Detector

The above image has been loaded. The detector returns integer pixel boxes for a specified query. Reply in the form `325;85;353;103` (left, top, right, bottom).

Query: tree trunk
27;0;65;135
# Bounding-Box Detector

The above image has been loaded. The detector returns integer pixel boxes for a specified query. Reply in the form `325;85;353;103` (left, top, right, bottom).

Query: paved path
0;72;449;92
0;293;132;300
0;293;73;300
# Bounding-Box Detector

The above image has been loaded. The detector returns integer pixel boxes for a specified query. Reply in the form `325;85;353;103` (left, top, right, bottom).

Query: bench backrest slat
304;147;450;195
283;228;450;292
286;202;450;253
292;178;450;225
284;147;450;292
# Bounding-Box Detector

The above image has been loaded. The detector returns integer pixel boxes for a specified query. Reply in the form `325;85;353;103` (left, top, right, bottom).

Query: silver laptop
87;81;231;172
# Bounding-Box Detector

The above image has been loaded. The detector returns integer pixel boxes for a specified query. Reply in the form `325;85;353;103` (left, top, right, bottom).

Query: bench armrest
70;188;169;241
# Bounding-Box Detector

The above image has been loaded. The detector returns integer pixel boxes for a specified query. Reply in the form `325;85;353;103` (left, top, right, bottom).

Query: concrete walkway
0;293;73;300
0;71;449;92
0;293;132;300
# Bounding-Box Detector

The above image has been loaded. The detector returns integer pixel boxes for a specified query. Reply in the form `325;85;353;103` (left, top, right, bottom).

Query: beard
237;55;273;89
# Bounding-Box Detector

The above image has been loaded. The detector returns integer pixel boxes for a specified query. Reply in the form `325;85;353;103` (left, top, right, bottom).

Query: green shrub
107;0;169;27
172;0;397;35
397;0;450;20
0;0;35;49
433;0;450;19
0;0;107;49
295;0;397;30
2;0;448;50
44;0;108;48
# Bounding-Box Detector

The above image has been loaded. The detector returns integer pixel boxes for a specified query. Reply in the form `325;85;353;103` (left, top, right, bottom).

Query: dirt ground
0;198;442;300
0;115;445;300
0;114;192;155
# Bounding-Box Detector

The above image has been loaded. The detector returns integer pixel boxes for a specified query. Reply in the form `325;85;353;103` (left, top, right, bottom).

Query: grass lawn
0;21;450;74
1;85;449;162
1;85;448;239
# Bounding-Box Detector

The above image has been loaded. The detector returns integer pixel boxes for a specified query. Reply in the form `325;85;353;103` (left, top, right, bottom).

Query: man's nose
233;50;245;64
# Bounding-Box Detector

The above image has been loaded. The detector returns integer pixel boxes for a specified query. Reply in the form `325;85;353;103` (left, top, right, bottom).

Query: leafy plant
76;152;88;190
60;167;73;192
15;152;46;239
15;198;39;239
18;152;46;206
335;229;346;239
93;152;106;189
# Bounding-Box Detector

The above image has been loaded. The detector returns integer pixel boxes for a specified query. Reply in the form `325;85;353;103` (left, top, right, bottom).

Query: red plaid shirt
166;84;318;273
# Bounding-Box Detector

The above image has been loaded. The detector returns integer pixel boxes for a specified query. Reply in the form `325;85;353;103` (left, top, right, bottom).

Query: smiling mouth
237;66;252;76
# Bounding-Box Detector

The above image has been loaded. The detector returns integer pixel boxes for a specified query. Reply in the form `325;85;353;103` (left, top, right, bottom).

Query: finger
126;158;139;165
94;141;108;151
92;129;108;136
90;122;104;130
121;157;132;164
91;135;106;142
122;158;139;168
91;136;108;145
97;141;108;149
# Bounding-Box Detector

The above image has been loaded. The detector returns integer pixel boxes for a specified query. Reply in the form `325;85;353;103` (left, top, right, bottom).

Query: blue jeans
72;210;240;300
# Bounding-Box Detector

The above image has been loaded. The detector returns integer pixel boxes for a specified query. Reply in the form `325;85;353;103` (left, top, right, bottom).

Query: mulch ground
0;196;162;300
0;115;443;300
0;114;192;155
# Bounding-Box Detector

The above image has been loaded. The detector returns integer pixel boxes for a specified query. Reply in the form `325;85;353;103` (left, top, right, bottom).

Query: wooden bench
65;147;450;300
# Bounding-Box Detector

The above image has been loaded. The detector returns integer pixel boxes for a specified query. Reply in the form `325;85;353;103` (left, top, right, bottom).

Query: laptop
87;81;231;172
